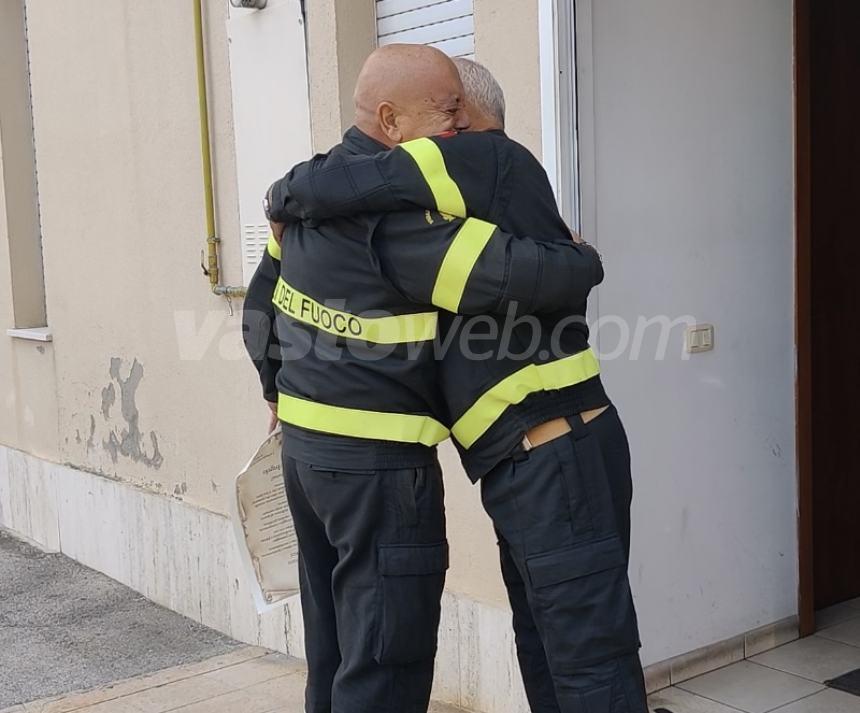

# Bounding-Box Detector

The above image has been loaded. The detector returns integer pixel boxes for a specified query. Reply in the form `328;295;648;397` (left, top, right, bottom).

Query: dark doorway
797;0;860;632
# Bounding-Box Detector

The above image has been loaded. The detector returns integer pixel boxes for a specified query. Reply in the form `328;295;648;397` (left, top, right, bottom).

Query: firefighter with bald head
245;44;605;713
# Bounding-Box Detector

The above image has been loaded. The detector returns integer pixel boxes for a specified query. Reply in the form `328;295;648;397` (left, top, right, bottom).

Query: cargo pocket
375;541;449;665
527;535;640;671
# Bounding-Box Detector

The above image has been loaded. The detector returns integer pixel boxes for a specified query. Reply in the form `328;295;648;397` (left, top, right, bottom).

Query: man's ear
377;102;403;144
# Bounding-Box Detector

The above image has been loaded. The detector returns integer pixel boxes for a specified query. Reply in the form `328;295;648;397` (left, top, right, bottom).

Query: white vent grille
376;0;475;58
242;223;271;276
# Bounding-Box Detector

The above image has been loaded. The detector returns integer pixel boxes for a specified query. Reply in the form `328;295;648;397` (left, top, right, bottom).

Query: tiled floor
649;598;860;713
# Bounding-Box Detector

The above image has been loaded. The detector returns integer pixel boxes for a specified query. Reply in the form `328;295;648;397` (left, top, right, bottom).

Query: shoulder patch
424;210;457;225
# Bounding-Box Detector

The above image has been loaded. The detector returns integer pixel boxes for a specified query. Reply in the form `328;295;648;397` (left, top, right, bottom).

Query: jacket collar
342;126;390;156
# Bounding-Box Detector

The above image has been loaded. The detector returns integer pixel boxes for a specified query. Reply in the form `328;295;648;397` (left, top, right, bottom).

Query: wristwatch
262;192;273;221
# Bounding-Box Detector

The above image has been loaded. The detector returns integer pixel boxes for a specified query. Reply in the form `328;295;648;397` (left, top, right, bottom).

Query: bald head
354;44;470;146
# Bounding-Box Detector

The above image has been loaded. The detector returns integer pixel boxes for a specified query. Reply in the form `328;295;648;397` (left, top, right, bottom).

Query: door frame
538;0;584;233
794;0;815;638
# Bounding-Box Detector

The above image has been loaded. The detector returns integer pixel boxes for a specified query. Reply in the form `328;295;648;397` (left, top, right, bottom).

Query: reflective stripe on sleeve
399;138;467;218
272;277;437;344
267;232;282;261
431;218;497;313
278;393;450;447
452;348;601;448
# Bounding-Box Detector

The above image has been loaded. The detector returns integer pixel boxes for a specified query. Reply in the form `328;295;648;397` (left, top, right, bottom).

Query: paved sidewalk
0;530;239;708
0;647;466;713
0;529;467;713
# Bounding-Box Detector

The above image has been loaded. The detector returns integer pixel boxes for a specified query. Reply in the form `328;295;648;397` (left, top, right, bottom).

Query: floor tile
163;686;282;713
113;676;233;713
817;603;860;630
429;703;472;713
677;661;824;713
818;618;860;649
240;673;307;701
770;688;860;713
24;648;268;713
751;636;860;683
199;653;303;690
72;701;148;713
648;686;744;712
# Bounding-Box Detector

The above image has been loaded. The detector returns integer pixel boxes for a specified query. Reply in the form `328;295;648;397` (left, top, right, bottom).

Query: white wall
576;0;797;664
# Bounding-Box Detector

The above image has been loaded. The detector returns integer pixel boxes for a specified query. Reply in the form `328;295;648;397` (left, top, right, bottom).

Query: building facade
1;1;805;711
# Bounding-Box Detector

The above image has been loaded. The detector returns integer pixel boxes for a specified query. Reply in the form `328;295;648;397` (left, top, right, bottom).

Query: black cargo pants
481;405;648;713
282;451;448;713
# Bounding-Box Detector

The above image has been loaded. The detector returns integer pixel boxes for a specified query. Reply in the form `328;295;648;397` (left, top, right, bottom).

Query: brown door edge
794;0;815;638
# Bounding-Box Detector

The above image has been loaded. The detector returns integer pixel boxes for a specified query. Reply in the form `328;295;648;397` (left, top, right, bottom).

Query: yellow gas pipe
193;0;246;299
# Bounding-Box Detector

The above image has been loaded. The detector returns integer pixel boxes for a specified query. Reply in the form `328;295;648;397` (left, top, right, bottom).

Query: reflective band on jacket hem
452;348;601;449
399;138;467;218
431;218;496;312
278;393;450;447
272;277;437;344
267;232;281;261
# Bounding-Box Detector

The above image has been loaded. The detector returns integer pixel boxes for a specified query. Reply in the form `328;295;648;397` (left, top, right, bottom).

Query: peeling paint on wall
100;358;164;469
101;383;115;420
86;415;96;452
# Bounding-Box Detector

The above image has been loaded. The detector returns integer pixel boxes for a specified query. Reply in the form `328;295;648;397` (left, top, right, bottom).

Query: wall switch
686;324;715;353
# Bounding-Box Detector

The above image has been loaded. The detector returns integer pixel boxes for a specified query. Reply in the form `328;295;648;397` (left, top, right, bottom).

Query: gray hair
453;57;506;129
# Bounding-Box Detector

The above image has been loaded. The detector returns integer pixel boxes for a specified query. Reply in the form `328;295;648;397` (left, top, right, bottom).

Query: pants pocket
527;535;640;671
375;541;449;665
552;419;619;539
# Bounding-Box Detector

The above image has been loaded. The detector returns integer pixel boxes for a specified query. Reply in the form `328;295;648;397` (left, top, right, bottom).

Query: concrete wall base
0;445;796;712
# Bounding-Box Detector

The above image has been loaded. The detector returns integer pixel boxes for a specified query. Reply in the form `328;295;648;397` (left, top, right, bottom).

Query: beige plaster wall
474;0;543;157
16;0;265;513
1;0;543;608
306;0;376;150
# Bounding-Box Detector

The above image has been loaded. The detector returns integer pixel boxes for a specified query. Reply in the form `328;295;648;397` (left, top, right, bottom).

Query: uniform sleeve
267;134;499;224
374;212;604;317
268;148;432;224
242;235;282;404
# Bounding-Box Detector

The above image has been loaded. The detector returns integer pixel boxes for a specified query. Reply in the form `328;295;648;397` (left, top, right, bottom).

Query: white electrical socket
686;324;715;353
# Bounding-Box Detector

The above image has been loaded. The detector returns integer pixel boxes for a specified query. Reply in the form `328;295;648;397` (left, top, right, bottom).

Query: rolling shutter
376;0;475;58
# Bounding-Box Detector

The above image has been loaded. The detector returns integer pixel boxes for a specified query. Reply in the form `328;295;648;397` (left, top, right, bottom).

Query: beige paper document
230;430;299;612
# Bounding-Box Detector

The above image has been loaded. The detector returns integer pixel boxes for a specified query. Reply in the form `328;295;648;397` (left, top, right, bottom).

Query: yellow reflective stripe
278;393;450;447
452;348;601;448
272;277;437;344
267;232;281;261
431;218;496;312
399;138;467;218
